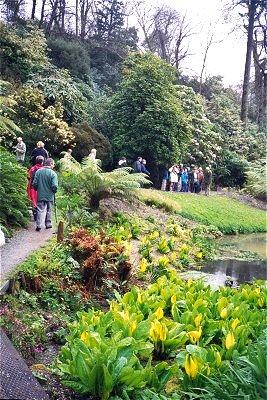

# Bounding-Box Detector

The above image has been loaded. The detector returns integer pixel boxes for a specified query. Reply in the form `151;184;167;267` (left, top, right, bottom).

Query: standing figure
118;157;127;168
15;137;26;165
161;166;169;191
31;141;48;165
89;148;97;160
169;165;179;192
192;167;200;193
33;158;58;231
27;155;44;220
198;167;204;192
204;167;212;196
133;157;142;173
181;168;188;192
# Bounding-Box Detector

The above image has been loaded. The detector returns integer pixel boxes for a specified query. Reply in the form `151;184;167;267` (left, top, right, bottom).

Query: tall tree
95;0;125;43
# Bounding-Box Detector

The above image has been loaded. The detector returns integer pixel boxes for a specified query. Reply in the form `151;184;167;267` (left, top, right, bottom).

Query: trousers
36;201;53;229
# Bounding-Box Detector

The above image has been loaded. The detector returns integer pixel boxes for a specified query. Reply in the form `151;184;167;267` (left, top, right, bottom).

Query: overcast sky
141;0;246;86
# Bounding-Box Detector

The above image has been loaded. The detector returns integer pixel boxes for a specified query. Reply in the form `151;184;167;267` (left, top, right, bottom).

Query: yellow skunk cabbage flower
185;354;198;379
129;320;137;335
194;314;202;327
171;252;177;260
159;323;167;341
137;292;143;303
188;326;202;343
258;298;264;308
171;294;176;304
254;287;260;295
231;318;240;330
181;244;188;250
150;319;161;342
187;279;192;288
118;310;129;320
140;258;148;272
225;331;235;350
196;252;203;259
80;331;89;343
214;351;222;367
220;307;228;319
110;301;118;312
155;307;164;320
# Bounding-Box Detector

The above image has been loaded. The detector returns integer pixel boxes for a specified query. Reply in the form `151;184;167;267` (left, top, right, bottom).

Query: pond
180;233;266;288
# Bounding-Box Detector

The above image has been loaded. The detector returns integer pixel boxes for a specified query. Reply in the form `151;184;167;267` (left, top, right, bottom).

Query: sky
141;0;246;86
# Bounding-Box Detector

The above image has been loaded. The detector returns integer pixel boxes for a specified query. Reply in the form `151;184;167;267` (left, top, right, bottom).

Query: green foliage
27;67;89;123
59;156;150;210
56;273;266;398
47;37;91;79
0;80;22;148
214;150;249;188
0;22;49;81
244;158;267;200
71;121;112;164
107;52;192;168
0;147;29;229
139;190;266;234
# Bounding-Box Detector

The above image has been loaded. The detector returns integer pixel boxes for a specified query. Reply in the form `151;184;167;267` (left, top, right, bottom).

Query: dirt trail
0;219;55;282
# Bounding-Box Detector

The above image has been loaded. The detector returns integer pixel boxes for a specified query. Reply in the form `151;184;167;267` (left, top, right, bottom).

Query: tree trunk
31;0;37;19
240;0;257;125
39;0;46;27
75;0;79;36
89;195;100;210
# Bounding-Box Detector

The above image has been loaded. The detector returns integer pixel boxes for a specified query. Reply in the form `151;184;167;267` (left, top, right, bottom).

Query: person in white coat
168;165;179;192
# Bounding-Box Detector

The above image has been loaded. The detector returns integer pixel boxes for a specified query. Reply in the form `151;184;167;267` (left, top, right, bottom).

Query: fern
60;155;151;210
244;158;267;200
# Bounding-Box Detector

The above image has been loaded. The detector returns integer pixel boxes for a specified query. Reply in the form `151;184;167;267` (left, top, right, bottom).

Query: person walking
198;167;204;192
15;137;26;165
118;157;127;167
169;165;179;192
161;165;169;191
133;157;142;173
89;148;97;160
31;141;48;165
33;158;58;231
192;167;200;193
203;167;212;196
181;168;188;192
27;155;44;220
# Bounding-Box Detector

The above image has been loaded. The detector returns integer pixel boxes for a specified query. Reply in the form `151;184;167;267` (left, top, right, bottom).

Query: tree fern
244;158;267;200
60;155;150;210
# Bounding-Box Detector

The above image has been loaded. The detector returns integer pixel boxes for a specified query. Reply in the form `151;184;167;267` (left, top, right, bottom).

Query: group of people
162;164;212;195
117;156;150;176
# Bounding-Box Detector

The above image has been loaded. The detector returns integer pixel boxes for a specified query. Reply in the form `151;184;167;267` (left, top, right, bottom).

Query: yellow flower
235;306;240;311
140;258;148;272
187;279;192;288
194;314;202;327
185;354;198;379
225;331;235;350
150;320;161;342
129;320;137;335
196;252;203;259
231;318;240;330
181;244;188;250
159;323;167;341
254;288;260;295
155;307;164;320
171;294;176;304
188;326;202;343
110;301;118;312
171;252;177;260
80;331;89;343
127;233;132;239
137;293;143;303
91;315;99;325
141;236;148;244
123;242;132;257
258;298;264;308
220;307;228;319
214;351;221;367
118;310;129;320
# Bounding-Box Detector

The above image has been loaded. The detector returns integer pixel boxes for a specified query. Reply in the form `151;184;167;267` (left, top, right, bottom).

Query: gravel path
0;219;55;281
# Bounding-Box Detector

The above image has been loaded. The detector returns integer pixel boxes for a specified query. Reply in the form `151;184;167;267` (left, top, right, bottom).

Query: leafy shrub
244;158;267;200
0;147;29;229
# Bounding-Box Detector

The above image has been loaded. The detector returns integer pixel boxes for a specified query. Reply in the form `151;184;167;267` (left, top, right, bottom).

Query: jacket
33;166;58;202
31;148;48;165
16;142;26;161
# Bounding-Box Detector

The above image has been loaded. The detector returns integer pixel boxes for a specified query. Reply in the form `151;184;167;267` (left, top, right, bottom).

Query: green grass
140;190;266;234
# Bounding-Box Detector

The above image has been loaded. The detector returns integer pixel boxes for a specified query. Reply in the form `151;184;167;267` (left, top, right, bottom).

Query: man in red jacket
27;156;44;220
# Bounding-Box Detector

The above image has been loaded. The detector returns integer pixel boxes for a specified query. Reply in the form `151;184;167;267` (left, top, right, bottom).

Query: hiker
198;167;204;192
192;167;200;193
64;148;73;159
118;157;127;168
203;167;212;196
133;157;142;173
181;168;188;192
169;164;179;192
15;137;26;165
161;166;169;191
27;155;44;220
33;158;58;231
31;141;48;165
141;159;150;175
89;148;97;160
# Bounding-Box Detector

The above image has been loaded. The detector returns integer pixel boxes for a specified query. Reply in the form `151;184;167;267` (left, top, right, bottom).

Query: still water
203;233;267;285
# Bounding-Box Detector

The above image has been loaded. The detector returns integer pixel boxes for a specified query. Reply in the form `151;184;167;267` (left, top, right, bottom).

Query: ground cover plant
139;190;266;234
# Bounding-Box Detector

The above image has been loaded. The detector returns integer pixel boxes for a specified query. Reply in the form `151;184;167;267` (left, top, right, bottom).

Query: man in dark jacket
33;158;58;231
133;157;142;173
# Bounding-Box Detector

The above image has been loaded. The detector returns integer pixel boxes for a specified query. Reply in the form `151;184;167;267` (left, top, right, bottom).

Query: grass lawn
139;190;266;234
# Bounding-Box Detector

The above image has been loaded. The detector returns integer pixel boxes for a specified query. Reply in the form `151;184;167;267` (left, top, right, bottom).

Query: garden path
1;219;54;282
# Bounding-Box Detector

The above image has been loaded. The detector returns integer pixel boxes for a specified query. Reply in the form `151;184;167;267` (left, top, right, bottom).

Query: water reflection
202;259;267;285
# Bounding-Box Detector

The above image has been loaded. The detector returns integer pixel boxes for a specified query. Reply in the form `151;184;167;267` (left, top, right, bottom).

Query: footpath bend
0;219;54;400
